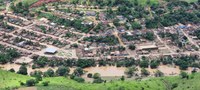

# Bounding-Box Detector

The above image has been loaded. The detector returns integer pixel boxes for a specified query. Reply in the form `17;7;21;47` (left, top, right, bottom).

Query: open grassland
14;0;38;6
165;73;200;90
1;69;200;90
182;0;198;3
130;0;159;5
0;70;32;89
38;77;165;90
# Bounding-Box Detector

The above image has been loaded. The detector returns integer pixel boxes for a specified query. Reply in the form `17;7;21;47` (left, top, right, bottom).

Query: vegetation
17;65;28;75
2;69;200;90
37;12;93;33
0;45;20;64
128;44;136;50
83;35;119;45
125;66;138;77
56;66;70;76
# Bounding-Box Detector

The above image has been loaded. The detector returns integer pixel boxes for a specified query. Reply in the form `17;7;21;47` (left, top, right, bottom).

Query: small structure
44;48;57;54
17;41;26;47
85;11;96;16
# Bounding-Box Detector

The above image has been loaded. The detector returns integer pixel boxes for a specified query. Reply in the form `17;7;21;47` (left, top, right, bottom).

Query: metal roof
45;48;57;53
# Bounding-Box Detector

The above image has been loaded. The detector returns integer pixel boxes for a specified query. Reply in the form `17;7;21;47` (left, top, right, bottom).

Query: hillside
1;69;200;90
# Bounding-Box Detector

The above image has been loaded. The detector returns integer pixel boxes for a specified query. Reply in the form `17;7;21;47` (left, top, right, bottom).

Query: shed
44;48;57;54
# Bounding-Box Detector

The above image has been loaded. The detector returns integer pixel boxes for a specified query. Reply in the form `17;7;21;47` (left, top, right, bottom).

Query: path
154;31;174;54
180;29;199;48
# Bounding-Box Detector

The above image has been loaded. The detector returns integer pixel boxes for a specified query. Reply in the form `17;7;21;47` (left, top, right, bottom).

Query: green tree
141;68;150;76
93;78;104;83
73;67;84;76
93;73;101;79
56;66;70;76
30;71;43;81
180;71;188;79
154;70;164;77
34;56;48;68
139;59;149;68
73;76;85;83
77;59;95;68
125;66;138;77
150;60;159;69
42;81;50;86
9;68;15;73
44;68;55;77
120;76;125;81
131;22;142;29
26;79;36;86
17;65;28;75
87;73;93;78
129;44;136;50
142;32;155;41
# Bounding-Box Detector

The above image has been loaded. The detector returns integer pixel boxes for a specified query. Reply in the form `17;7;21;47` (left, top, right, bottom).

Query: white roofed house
44;48;57;54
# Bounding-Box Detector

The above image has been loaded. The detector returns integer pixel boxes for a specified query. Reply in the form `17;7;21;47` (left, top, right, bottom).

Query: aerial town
0;0;200;90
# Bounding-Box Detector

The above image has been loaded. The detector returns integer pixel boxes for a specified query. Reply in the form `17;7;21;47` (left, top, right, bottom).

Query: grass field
130;0;159;5
182;0;198;3
37;77;165;90
1;69;200;90
14;0;38;6
0;70;32;89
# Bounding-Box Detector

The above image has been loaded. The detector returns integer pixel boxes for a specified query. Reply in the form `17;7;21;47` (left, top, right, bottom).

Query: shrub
9;68;15;73
73;77;85;83
26;79;36;86
93;73;101;79
42;81;50;86
87;73;93;78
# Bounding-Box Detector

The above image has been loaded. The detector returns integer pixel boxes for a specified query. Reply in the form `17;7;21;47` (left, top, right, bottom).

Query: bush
129;44;136;50
44;68;55;77
32;64;36;69
17;65;28;75
73;67;84;77
141;68;150;76
139;59;149;68
70;74;75;79
19;81;25;86
73;77;85;83
9;68;15;73
56;66;70;76
180;71;188;79
120;76;125;81
42;81;50;86
93;78;104;83
26;79;36;86
171;83;178;89
93;73;101;79
87;73;93;78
